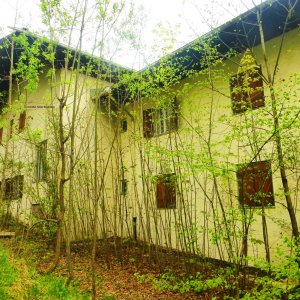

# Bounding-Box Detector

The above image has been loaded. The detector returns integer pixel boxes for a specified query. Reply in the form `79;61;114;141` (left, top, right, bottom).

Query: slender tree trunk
49;99;67;273
257;10;299;240
91;96;99;300
66;0;88;284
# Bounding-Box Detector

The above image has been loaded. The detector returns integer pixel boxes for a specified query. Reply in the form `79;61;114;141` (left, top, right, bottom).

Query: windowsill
152;129;177;138
232;103;265;115
157;207;177;210
239;205;275;209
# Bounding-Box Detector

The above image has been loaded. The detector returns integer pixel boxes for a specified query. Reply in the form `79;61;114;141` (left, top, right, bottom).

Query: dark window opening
120;119;127;133
1;175;24;200
237;161;274;207
156;173;176;209
120;179;128;195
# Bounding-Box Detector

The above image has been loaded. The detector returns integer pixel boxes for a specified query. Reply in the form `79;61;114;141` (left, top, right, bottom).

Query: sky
0;0;262;70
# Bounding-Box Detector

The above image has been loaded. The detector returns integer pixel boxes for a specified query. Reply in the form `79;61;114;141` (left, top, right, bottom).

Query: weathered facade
1;0;300;265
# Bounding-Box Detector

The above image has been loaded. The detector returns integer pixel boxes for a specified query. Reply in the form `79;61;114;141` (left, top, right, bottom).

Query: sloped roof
0;0;299;103
142;0;300;77
0;28;133;83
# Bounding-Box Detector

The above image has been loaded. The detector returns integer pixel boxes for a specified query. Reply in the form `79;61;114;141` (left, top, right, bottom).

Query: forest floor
1;236;223;299
0;218;298;299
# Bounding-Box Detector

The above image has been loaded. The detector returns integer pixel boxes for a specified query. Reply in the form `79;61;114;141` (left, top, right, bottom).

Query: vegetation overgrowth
0;0;300;299
0;243;90;300
0;217;300;299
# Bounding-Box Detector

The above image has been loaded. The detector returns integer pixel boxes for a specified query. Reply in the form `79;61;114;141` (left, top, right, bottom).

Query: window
0;127;3;144
120;179;128;195
143;98;178;138
237;161;274;207
18;112;26;131
230;66;264;114
2;175;24;200
36;140;47;181
156;173;176;209
90;87;115;111
120;119;127;133
0;80;9;112
153;108;170;136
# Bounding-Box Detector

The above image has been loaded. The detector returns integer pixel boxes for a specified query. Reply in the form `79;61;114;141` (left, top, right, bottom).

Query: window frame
236;160;275;208
143;98;178;138
153;107;170;136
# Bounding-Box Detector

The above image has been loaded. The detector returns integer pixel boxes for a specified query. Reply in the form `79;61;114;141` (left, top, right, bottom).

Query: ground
0;218;299;299
2;237;217;299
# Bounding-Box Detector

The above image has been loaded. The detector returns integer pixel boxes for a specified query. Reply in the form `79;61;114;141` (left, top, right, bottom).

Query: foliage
27;275;90;300
1;0;300;299
0;245;18;299
134;270;228;294
0;244;90;300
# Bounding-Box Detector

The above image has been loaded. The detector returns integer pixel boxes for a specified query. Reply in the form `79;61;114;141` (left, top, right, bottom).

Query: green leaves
0;246;18;299
13;34;44;93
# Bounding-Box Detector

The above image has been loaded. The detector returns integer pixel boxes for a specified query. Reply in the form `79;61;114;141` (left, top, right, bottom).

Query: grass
0;244;18;299
0;243;91;300
26;275;91;300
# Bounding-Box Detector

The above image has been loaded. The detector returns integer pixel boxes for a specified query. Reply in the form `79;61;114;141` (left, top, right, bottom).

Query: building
0;0;300;264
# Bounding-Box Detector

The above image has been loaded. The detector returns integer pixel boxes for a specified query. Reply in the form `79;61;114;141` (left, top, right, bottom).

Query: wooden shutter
237;165;257;206
230;66;264;114
156;178;165;208
0;127;3;144
19;112;26;130
165;179;176;208
156;174;176;209
143;109;154;138
237;161;274;207
248;66;264;109
254;161;274;206
230;73;246;114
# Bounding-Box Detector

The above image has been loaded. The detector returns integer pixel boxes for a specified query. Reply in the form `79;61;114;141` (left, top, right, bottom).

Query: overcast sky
0;0;263;70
